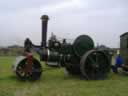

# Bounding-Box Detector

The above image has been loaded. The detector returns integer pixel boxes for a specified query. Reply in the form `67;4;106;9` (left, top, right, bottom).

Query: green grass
0;56;128;96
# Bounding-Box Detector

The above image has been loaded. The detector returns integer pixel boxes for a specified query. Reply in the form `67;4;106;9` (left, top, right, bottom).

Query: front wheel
16;57;42;80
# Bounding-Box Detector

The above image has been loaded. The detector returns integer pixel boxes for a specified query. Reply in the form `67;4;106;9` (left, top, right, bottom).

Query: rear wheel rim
80;50;110;80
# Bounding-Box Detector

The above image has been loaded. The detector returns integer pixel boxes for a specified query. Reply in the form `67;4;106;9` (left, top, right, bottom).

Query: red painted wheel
16;58;42;80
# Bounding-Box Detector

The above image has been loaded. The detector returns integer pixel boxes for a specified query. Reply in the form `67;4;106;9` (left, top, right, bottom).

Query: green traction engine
13;15;111;80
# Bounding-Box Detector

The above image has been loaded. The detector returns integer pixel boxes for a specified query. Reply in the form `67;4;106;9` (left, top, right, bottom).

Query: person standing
112;54;123;73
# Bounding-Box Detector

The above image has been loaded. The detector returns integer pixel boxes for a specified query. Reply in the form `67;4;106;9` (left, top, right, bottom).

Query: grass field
0;56;128;96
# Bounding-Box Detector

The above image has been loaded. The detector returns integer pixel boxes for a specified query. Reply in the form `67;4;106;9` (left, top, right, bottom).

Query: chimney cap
41;15;49;20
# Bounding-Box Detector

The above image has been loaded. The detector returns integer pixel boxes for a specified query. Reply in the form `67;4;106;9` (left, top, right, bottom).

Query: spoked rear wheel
80;50;110;80
16;58;42;80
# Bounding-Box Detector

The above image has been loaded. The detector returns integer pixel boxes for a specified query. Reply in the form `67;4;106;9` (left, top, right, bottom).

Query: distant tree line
0;45;24;56
0;44;118;56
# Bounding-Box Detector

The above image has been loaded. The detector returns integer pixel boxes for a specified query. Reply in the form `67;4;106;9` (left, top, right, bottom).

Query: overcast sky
0;0;128;48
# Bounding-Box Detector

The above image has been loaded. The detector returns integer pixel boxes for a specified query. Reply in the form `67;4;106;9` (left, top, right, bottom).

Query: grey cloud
0;0;69;12
0;0;128;47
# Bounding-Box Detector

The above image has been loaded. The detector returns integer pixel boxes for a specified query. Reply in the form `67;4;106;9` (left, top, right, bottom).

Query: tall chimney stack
40;15;49;47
